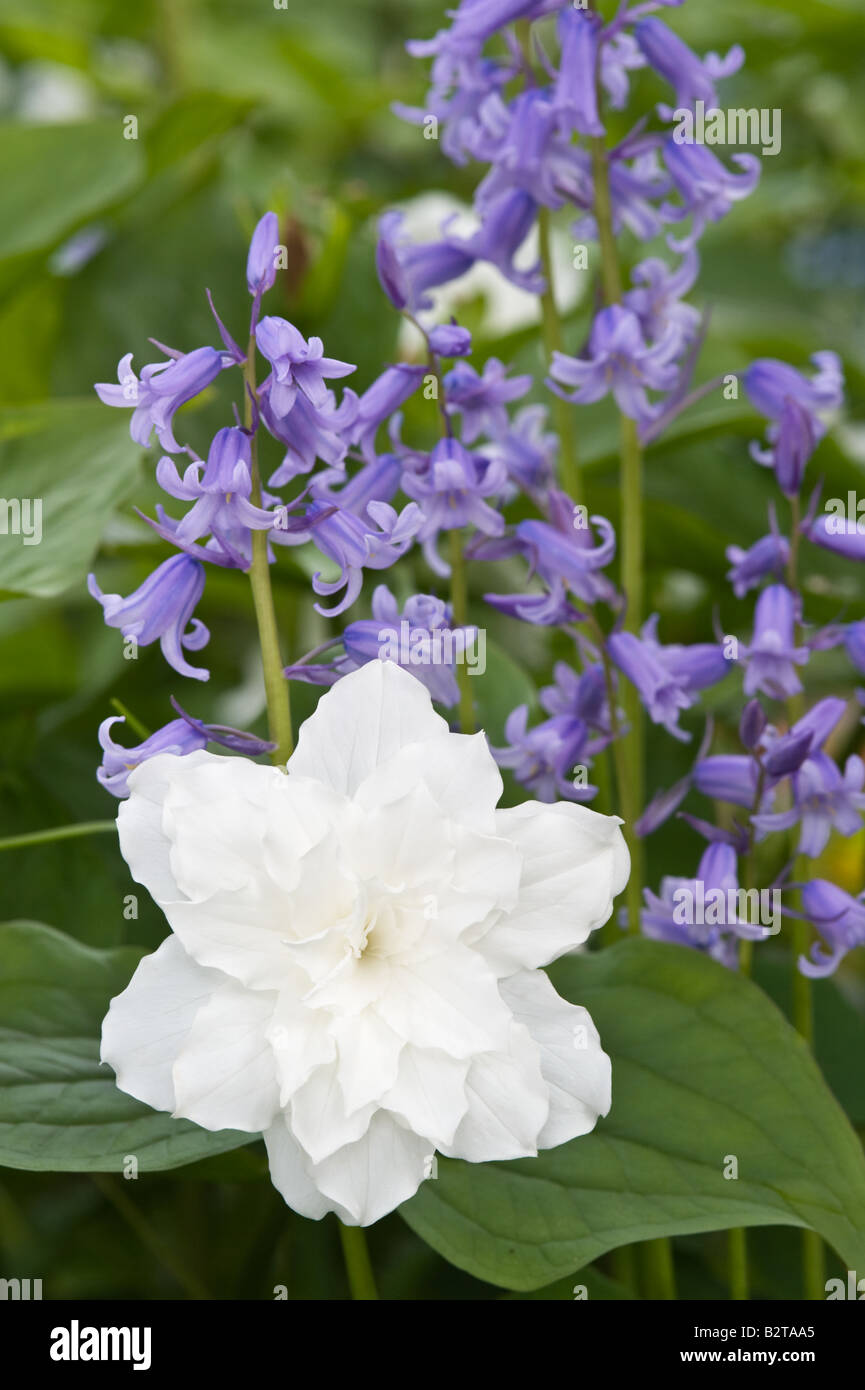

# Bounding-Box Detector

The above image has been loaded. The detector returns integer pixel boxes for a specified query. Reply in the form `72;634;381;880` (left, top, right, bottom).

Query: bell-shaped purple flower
95;347;226;453
255;316;355;414
294;499;422;617
741;584;809;699
88;553;210;681
694;755;763;809
444;357;531;443
726;532;790;599
753;751;865;859
623;247;701;357
608;630;692;741
481;404;557;501
744;352;843;421
549;304;681;427
799;880;865;978
641;842;743;969
662;141;761;250
403;437;506;571
635;17;744;111
351;364;426;463
427;322;472;357
155;426;276;555
262;387;357;484
553;8;604;137
375;211;475;312
97;716;207;797
492;705;596;804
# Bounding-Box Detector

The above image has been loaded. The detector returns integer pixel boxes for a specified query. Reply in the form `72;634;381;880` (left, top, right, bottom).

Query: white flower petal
290;1064;375;1164
100;934;224;1112
172;982;280;1132
331;1009;405;1116
501;970;611;1147
264;1116;352;1222
287;659;448;797
312;1111;432;1226
378;947;512;1059
442;1024;548;1162
355;730;502;833
381;1045;469;1147
479;801;630;969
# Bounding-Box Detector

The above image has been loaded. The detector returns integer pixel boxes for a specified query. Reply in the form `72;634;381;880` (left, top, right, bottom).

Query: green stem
639;1236;676;1300
727;1227;749;1301
537;205;580;499
338;1223;378;1300
244;336;294;765
0;821;116;852
449;529;476;735
110;699;151;742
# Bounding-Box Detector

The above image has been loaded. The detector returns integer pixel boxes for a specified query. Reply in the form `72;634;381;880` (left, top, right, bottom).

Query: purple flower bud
739;699;766;752
845;621;865;675
428;323;472;357
351;364;426;463
694;755;760;808
553;9;604;137
744;352;843;420
246;211;281;297
88;554;210;681
762;729;813;777
608;630;692;742
805;512;865;562
635;17;743;111
773;397;817;497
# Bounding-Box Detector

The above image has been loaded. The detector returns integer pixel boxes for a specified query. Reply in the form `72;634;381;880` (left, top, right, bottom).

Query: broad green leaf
0;921;251;1173
0;400;143;598
0;120;143;260
401;938;865;1291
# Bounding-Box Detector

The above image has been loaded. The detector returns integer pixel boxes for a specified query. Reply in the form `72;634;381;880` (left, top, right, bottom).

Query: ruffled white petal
287;659;448;797
442;1023;548;1162
171;982;281;1132
500;969;611;1147
479;801;630;970
311;1111;432;1226
100;935;223;1112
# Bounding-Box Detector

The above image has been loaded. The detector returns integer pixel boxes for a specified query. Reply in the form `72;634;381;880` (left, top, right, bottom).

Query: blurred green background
0;0;863;1298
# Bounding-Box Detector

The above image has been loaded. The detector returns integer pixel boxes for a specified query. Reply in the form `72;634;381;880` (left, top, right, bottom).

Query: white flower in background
102;661;628;1226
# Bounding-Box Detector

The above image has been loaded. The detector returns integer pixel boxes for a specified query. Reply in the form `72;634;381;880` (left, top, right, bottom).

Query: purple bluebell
540;661;614;748
799;880;865;978
623;248;701;355
444;357;531;443
634;17;743;111
744;352;843;422
465;188;545;293
608;630;692;741
403;437;506;572
845;621;865;674
741;584;808;699
804;511;865;562
753;752;865;859
498;493;619;608
95;347;226;453
284;499;422;616
549;305;680;427
662;141;761;250
472;90;569;210
262;387;357;484
88;554;210;681
492;706;596;804
350;365;426;463
97;716;208;796
750;396;816;498
375;211;475;313
311;453;403;518
641;842;742;969
694;755;763;809
483;581;582;627
255;317;355;414
481;404;557;500
155;426;275;553
286;586;477;707
725;532;790;599
393;55;512;166
246;211;280;298
739;699;767;751
552;8;604;137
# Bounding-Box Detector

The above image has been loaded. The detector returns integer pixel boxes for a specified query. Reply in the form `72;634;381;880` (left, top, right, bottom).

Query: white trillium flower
102;660;629;1226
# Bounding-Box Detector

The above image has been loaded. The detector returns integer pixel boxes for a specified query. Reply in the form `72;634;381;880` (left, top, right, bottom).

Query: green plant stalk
449;528;476;735
591;100;672;1300
537;206;580;499
0;821;116;852
785;497;824;1300
639;1234;676;1300
338;1222;379;1300
244;336;294;766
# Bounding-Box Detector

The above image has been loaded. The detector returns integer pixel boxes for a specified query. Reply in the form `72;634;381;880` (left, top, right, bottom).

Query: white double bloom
102;661;629;1225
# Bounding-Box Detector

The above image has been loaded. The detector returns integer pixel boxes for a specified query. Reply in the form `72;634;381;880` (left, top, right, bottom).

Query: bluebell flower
464;188;545;293
662;140;761;250
540;661;615;748
635;16;743;111
481;404;557;500
97;710;274;797
694;755;764;809
494;493;618;608
607;622;728;742
351;364;426;463
403;436;507;572
394;55;512;166
623;247;701;356
444;357;531;443
95;347;227;453
88;554;210;681
261;386;357;484
472;90;569;209
741;584;808;700
427;322;472;357
552;8;604;137
799;880;865;978
805;511;865;562
285;585;477;707
155;426;276;554
286;499;422;616
375;211;475;312
255;316;355;414
726;531;790;598
744;352;843;421
492;706;596;804
753;751;865;859
549;305;681;427
641;842;743;969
